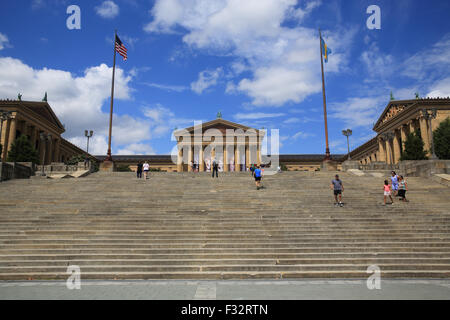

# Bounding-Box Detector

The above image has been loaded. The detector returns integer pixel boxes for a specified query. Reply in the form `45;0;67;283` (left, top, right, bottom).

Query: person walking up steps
331;175;344;207
212;158;219;178
136;161;143;179
383;180;394;205
143;161;150;180
254;165;263;190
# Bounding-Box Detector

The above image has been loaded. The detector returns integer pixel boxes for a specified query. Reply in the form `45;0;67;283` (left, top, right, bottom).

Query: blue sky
1;0;450;156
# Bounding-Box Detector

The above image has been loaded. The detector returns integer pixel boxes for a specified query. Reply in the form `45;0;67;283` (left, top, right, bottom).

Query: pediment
380;105;406;124
176;119;258;136
22;102;65;132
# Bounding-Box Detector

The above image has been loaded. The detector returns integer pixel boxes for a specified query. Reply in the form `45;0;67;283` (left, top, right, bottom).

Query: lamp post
84;130;94;154
421;109;438;160
342;129;353;160
39;133;52;176
381;132;395;165
0;110;12;158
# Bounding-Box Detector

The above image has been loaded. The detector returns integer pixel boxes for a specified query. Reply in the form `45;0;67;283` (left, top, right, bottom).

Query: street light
342;129;353;160
84;130;94;154
39;133;52;176
421;109;438;160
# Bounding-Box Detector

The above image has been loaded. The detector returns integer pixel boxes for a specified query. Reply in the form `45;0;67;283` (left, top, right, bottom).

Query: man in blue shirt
254;165;262;190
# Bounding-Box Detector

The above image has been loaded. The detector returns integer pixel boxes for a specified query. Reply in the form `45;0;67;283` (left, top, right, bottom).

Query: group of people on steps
331;171;408;207
135;160;409;204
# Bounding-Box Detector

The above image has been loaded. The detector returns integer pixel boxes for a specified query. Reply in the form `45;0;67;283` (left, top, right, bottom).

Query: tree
6;135;40;164
400;130;428;161
66;154;99;172
433;117;450;159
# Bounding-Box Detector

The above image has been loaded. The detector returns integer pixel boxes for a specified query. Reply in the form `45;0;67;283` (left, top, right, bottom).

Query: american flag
115;35;127;61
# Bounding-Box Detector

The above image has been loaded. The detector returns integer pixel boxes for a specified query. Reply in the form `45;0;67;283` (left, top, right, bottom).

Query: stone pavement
1;280;450;300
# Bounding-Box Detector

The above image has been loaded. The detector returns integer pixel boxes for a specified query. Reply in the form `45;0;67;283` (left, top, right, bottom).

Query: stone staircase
0;171;449;280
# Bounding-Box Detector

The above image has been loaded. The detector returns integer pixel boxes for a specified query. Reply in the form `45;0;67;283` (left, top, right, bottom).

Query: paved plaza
1;280;450;300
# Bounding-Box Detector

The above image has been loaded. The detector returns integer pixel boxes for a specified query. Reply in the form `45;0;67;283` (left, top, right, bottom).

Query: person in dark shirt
136;161;143;179
330;174;344;207
212;158;219;178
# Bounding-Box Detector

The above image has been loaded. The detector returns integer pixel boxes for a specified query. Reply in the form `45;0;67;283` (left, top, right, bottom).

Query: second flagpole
319;29;331;160
106;29;117;161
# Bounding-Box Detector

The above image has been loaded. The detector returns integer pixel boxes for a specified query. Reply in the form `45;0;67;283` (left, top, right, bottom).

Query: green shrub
400;130;428;161
6;135;40;164
433;117;450;159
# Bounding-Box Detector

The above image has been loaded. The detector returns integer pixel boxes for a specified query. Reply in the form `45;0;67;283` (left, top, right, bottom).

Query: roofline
373;97;450;130
174;119;261;135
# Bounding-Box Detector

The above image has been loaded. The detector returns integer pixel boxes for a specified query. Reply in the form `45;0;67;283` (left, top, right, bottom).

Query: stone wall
398;160;450;177
0;162;34;182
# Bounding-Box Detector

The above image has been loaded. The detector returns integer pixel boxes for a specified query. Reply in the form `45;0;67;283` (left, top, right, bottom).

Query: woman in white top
143;161;150;179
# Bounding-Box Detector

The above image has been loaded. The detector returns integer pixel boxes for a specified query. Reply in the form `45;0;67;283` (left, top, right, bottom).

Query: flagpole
319;29;331;160
106;29;117;161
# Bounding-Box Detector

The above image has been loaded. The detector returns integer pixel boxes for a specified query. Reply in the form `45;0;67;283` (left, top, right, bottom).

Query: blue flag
321;37;332;63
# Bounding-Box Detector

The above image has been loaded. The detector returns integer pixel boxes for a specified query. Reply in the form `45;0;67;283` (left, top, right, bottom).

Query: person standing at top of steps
136;161;143;179
212;158;219;178
331;175;344;207
143;161;150;179
254;165;263;190
383;180;394;205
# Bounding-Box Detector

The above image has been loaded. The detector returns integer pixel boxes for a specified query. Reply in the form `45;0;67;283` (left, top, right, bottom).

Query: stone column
7;117;17;155
393;131;401;164
378;138;386;163
188;146;193;172
54;139;60;162
223;144;228;172
419;116;430;154
1;119;10;161
408;120;415;135
199;145;204;172
257;141;261;166
30;125;37;148
385;139;392;164
177;146;183;172
235;144;240;172
245;144;249;171
400;125;407;152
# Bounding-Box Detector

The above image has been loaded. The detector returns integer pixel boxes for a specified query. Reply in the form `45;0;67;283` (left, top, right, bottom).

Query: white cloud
143;82;188;92
191;67;223;94
427;77;450;98
96;1;120;19
292;131;314;140
330;96;386;128
145;0;352;107
0;33;10;50
0;56;153;155
234;112;285;121
143;104;193;138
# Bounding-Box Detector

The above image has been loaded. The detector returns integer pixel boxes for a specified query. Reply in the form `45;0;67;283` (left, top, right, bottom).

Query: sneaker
339;203;344;207
334;203;338;206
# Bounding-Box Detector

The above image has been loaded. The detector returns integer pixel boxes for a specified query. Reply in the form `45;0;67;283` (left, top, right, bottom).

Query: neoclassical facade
0;99;91;164
174;119;264;172
350;98;450;165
